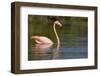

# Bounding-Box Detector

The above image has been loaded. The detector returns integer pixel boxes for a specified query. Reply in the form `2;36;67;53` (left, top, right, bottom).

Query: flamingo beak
57;21;63;29
58;22;62;27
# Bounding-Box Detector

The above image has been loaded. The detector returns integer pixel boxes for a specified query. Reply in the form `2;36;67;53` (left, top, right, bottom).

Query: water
28;36;88;60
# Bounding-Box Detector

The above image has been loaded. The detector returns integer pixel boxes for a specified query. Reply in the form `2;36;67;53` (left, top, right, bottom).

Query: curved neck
53;24;60;48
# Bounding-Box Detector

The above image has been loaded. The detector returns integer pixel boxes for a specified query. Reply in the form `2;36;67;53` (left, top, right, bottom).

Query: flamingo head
54;20;62;27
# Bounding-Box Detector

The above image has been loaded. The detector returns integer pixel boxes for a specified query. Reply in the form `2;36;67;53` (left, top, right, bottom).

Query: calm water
28;36;88;60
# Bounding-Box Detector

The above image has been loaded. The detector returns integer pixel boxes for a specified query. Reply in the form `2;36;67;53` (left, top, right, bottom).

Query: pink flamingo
31;20;62;48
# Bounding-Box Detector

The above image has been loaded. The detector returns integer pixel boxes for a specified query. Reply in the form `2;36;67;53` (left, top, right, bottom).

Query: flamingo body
31;36;53;44
31;20;62;48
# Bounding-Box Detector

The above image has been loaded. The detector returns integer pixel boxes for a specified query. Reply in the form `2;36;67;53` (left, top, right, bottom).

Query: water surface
28;36;88;60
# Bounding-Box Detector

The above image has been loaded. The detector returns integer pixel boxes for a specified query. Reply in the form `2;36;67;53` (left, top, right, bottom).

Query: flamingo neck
53;24;60;48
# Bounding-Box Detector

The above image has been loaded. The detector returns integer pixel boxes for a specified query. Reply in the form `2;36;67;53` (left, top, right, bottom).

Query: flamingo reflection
31;43;60;60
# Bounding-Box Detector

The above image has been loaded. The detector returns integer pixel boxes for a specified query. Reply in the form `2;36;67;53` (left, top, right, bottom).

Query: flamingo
31;20;62;48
